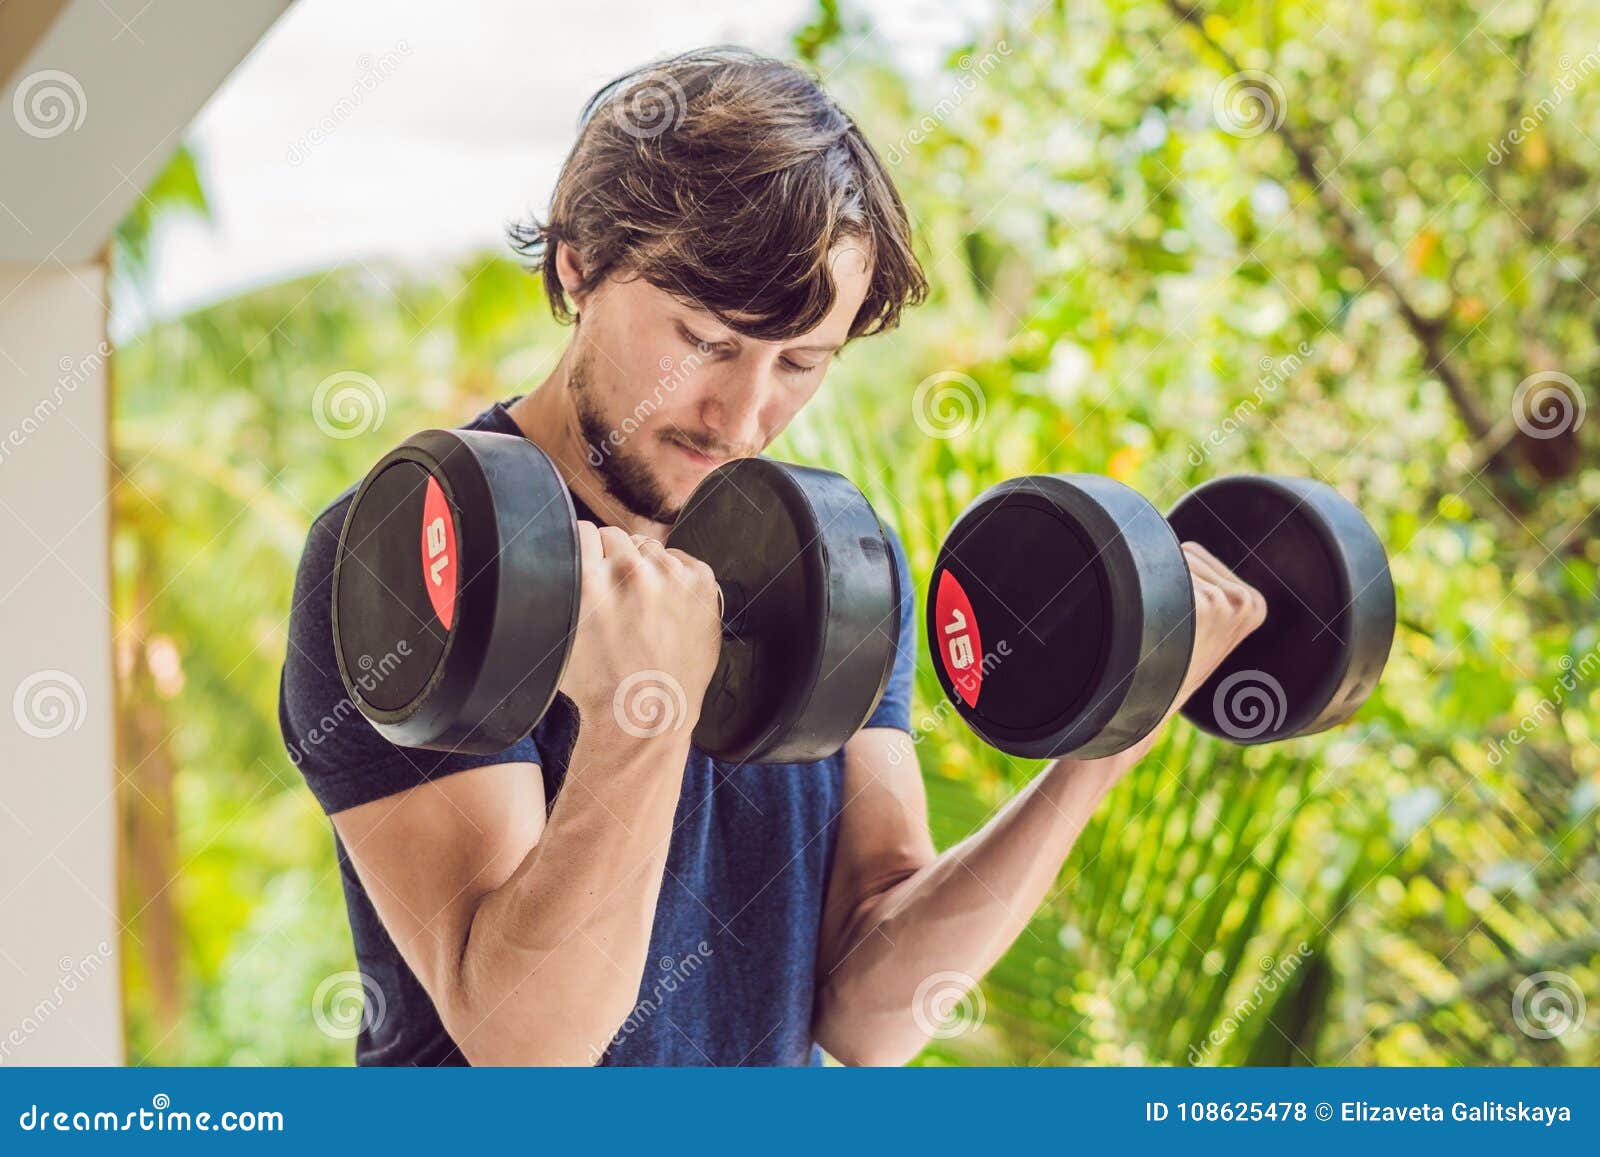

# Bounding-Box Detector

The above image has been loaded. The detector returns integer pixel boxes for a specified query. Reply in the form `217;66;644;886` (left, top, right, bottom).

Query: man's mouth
666;435;726;469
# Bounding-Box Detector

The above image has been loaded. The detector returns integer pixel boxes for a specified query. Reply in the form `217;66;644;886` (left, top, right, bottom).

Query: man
278;47;1265;1066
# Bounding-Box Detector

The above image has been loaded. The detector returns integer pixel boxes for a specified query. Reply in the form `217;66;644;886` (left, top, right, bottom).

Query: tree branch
1163;0;1500;442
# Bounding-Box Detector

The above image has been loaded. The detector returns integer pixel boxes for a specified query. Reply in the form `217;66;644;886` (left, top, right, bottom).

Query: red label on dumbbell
420;476;456;630
934;569;983;708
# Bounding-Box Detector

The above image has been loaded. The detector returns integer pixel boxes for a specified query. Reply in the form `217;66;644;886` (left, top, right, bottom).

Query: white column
0;259;121;1065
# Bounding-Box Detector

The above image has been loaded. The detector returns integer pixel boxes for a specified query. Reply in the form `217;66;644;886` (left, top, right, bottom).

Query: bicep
331;760;546;1009
818;728;936;966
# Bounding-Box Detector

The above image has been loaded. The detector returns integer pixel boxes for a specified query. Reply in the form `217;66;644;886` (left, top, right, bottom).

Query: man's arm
813;542;1266;1065
327;523;722;1066
812;730;1144;1065
333;719;693;1066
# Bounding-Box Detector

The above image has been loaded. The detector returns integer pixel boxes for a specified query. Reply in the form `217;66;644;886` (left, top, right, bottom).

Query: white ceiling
0;0;294;264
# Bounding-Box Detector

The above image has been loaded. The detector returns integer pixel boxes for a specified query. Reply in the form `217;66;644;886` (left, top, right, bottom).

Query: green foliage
113;0;1599;1065
113;145;209;287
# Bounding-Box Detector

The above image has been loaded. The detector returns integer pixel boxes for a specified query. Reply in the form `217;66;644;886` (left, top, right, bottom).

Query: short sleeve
862;520;916;734
277;495;543;815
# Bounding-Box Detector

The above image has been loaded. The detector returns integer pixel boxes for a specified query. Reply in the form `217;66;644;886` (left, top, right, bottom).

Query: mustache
662;427;752;461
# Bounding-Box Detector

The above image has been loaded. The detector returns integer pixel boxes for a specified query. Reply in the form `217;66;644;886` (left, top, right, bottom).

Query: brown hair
508;47;926;343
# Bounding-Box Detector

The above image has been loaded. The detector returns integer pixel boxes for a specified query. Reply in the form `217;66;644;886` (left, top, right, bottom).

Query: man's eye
679;325;718;353
781;359;822;376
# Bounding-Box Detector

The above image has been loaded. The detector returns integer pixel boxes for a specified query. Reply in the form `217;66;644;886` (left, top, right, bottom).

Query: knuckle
656;555;690;584
668;550;713;580
1246;588;1268;624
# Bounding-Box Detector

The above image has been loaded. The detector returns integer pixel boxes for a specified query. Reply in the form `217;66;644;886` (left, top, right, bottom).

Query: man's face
563;244;872;523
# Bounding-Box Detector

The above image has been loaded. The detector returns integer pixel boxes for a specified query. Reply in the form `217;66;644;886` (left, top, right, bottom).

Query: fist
557;522;722;738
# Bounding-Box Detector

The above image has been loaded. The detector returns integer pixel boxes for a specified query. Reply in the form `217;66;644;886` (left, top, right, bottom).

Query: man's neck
504;353;670;539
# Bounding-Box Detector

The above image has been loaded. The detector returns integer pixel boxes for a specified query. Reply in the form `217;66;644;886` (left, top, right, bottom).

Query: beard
569;343;685;524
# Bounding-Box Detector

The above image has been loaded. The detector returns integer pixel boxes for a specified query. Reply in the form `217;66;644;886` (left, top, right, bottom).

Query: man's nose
700;366;770;452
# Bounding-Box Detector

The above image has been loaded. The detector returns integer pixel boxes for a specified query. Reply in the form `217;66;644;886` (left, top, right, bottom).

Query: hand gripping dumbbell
926;474;1395;758
331;429;901;763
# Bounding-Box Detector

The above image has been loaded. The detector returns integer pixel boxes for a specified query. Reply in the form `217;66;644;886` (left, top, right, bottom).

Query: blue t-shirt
277;398;916;1066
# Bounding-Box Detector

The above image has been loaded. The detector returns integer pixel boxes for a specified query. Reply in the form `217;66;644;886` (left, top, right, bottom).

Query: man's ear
555;242;588;313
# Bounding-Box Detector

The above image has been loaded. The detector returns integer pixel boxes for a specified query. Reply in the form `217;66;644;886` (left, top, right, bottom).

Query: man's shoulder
297;486;357;580
278;484;360;766
282;484;359;659
278;407;544;815
278;472;544;814
292;398;520;589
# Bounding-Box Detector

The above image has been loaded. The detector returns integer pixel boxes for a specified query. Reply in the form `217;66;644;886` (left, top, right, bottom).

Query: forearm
816;741;1149;1065
446;716;690;1064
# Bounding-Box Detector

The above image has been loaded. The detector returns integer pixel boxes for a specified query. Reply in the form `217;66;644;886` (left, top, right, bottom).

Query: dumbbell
331;429;901;764
927;474;1395;759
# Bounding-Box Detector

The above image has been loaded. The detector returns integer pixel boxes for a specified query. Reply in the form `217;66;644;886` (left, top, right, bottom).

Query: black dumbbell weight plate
1166;475;1395;744
332;429;579;753
927;475;1195;759
668;458;900;764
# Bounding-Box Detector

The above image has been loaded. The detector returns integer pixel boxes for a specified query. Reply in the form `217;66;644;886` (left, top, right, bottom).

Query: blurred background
30;0;1600;1064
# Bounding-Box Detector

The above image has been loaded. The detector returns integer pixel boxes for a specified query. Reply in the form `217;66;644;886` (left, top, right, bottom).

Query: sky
136;0;991;329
